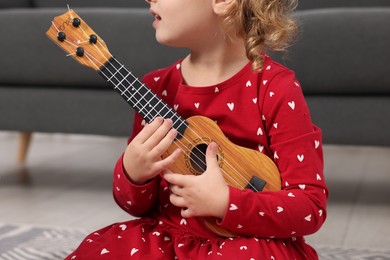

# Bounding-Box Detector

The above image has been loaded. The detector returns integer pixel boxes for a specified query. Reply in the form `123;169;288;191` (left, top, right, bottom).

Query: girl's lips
149;9;161;20
150;9;161;28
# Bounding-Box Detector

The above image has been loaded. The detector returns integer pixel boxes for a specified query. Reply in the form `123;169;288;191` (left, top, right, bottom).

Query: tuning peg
76;47;84;57
89;34;98;44
72;17;81;27
57;32;66;42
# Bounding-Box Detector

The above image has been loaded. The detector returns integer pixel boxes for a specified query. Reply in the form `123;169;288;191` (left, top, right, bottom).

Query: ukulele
46;9;281;237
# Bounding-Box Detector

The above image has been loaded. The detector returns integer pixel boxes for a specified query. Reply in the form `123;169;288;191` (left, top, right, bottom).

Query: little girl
67;0;328;259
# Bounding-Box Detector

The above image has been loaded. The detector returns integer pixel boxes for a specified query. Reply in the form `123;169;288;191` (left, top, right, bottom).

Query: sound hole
190;143;208;174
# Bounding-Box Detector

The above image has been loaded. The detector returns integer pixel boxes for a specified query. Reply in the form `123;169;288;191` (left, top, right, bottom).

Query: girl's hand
163;142;229;219
123;117;182;185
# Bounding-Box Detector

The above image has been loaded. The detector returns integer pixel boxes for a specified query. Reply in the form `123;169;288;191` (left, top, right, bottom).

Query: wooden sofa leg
18;132;32;165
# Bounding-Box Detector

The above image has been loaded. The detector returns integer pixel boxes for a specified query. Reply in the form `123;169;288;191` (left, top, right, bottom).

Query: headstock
46;8;111;71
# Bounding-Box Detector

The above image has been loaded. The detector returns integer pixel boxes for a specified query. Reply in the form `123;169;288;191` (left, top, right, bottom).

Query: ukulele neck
99;57;188;138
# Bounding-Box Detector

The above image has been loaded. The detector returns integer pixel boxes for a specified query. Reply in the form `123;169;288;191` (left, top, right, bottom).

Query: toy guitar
46;9;281;237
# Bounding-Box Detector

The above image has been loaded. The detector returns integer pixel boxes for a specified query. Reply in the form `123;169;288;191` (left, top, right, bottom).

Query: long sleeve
70;59;324;260
112;113;161;217
111;57;328;239
111;68;177;218
218;66;328;238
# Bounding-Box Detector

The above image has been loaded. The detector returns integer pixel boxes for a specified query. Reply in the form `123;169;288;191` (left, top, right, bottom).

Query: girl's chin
155;35;185;48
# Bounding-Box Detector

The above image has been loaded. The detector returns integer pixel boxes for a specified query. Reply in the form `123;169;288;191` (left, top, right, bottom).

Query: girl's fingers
144;118;175;149
155;148;182;171
150;128;177;157
181;208;193;218
169;183;185;196
169;192;186;207
132;117;164;144
163;171;189;187
205;142;219;170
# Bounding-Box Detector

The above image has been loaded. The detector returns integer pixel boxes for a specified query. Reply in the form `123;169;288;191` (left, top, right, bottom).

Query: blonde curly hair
223;0;298;71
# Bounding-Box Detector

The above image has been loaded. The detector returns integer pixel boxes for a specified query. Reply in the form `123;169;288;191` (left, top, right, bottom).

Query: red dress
66;56;328;259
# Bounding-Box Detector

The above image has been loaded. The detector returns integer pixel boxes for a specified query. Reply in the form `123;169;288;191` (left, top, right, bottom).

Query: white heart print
229;204;238;211
100;248;109;255
288;101;295;110
131;248;139;256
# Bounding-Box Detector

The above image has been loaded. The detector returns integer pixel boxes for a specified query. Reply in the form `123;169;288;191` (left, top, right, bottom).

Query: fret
129;78;138;91
155;97;164;111
160;103;172;119
154;99;166;118
127;85;141;103
171;114;182;125
173;118;186;130
120;81;134;97
132;92;144;110
142;92;157;121
129;80;145;108
138;95;152;116
106;64;125;82
116;74;130;92
164;109;176;121
134;83;151;117
98;57;188;138
173;117;187;138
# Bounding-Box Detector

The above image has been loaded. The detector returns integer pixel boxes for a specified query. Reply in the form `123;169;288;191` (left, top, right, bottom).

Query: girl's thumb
205;142;219;169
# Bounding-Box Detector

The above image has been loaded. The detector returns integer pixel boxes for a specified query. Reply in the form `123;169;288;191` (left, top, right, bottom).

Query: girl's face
147;0;221;49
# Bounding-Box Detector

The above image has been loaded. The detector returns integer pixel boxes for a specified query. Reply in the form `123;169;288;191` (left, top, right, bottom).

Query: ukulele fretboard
99;57;188;138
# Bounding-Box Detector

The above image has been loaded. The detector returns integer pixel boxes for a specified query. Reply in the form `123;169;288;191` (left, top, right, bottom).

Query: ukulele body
163;116;281;237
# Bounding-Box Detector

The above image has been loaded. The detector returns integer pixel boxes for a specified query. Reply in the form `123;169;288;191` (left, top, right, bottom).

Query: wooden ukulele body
164;116;281;237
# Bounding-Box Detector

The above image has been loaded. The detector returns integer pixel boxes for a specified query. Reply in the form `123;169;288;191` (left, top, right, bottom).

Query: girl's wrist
213;185;230;219
122;161;148;185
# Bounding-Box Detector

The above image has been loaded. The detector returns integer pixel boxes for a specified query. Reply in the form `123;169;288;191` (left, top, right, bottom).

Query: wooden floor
1;131;389;251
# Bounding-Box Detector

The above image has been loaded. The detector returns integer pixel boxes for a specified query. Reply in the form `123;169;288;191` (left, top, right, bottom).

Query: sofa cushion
272;8;390;95
33;0;147;8
0;8;186;88
0;0;32;8
297;0;390;10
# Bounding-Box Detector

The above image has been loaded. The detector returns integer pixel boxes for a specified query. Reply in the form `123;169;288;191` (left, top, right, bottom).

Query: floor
0;131;389;251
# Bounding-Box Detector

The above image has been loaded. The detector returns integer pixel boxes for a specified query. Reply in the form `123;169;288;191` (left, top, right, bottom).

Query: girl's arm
218;69;328;238
112;69;179;217
112;114;161;217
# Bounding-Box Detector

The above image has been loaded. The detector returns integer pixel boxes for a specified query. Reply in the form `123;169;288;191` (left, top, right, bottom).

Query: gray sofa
275;7;390;146
1;1;390;164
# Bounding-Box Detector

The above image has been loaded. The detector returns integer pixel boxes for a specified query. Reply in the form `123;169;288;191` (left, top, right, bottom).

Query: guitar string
55;13;261;192
86;50;252;192
67;5;73;19
73;16;260;192
51;21;60;32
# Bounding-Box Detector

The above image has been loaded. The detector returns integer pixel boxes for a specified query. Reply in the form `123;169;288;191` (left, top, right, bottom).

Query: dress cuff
217;186;241;231
114;153;159;192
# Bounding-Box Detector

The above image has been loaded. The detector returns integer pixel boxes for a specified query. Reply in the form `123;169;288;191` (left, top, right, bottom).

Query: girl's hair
223;0;298;71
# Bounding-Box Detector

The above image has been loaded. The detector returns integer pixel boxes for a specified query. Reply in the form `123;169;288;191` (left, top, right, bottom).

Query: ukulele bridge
246;176;267;192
